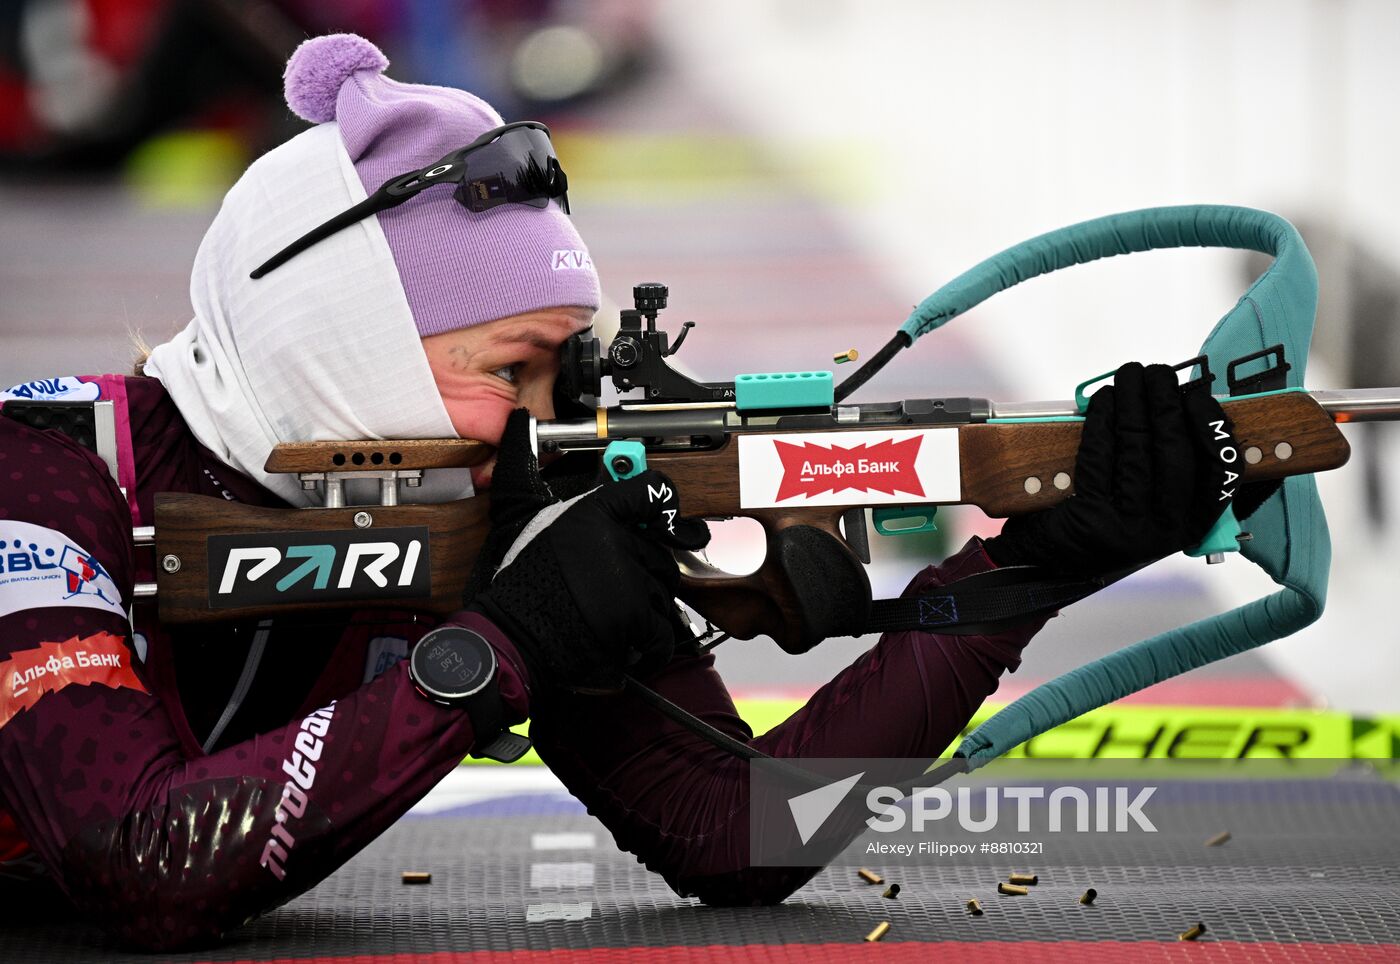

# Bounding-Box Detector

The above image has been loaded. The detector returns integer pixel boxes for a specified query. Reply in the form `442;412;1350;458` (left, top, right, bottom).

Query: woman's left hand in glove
983;361;1241;578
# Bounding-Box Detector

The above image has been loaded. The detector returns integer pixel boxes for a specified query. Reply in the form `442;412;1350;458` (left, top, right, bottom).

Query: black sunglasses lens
455;127;567;214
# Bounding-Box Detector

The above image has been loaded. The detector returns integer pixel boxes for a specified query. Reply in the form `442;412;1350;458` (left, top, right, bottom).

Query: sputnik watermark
865;784;1157;834
787;776;1155;844
751;758;1160;867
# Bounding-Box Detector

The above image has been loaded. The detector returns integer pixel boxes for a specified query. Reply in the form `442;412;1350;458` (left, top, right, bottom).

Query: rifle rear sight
560;282;737;405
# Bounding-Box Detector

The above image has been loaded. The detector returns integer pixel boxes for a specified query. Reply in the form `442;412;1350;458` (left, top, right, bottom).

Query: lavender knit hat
280;33;599;335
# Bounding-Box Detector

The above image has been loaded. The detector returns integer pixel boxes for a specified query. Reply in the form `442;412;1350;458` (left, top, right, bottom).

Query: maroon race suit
0;374;1046;949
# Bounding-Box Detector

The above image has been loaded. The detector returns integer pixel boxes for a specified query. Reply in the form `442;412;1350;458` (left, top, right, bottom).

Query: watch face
410;628;496;700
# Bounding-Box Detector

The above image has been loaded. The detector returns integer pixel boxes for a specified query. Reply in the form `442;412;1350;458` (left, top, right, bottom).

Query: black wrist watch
408;626;532;763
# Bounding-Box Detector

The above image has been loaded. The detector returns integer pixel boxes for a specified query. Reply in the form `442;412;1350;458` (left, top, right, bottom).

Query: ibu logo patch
0;376;100;403
0;522;125;621
551;249;593;271
208;527;431;609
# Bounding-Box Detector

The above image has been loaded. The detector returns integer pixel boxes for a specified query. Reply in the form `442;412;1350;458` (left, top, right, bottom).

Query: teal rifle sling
890;205;1327;766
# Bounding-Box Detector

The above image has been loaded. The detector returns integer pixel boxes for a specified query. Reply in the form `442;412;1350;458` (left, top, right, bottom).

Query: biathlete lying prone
0;34;1239;950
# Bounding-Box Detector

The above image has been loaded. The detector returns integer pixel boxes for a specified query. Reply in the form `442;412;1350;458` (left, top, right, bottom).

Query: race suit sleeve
0;418;529;950
528;536;1049;905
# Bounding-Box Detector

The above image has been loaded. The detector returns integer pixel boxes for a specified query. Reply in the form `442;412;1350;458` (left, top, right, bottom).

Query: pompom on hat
271;32;599;335
284;33;389;123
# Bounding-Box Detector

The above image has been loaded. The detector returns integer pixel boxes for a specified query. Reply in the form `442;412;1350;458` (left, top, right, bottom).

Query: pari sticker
738;429;961;509
208;527;431;610
0;632;147;729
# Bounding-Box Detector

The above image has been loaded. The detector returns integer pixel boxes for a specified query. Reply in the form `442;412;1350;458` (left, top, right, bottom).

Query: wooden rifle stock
154;497;489;624
152;392;1349;646
155;437;493;623
656;391;1349;650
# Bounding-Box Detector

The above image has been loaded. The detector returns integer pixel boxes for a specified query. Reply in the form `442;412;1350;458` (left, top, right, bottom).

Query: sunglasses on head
251;121;570;279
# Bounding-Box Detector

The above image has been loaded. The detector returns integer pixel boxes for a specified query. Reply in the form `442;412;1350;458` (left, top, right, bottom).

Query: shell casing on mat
864;921;891;942
1179;922;1207;941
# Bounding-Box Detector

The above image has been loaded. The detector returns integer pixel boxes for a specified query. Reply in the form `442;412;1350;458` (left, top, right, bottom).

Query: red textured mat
199;941;1400;964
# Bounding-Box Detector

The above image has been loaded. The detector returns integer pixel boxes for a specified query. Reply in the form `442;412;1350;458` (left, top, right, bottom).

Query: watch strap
463;675;533;763
475;730;533;764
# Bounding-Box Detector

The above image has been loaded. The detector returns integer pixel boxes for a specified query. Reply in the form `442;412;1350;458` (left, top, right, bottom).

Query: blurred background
1;0;1396;716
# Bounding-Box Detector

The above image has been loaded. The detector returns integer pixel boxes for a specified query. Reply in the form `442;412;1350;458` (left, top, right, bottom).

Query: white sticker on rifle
737;428;961;509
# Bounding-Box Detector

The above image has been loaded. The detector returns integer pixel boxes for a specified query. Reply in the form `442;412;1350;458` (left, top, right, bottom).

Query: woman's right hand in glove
465;409;711;695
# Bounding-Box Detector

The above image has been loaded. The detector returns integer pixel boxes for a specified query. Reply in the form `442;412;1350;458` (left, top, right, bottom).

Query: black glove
984;362;1240;577
466;409;710;694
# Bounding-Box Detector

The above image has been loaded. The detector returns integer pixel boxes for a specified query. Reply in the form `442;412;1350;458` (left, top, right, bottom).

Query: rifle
135;204;1400;772
149;284;1383;647
140;207;1399;661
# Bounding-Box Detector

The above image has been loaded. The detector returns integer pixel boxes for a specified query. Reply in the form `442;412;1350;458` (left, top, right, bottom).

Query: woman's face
420;306;593;489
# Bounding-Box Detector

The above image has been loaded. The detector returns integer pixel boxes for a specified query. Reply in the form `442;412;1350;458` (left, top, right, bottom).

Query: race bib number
363;636;409;684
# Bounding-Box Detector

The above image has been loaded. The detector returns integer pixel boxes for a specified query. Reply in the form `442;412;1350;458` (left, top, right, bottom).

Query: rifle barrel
991;388;1400;424
1309;388;1400;423
535;388;1400;446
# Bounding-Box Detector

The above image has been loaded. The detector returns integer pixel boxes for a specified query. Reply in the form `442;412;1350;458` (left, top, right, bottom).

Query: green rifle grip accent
1217;385;1307;403
735;371;834;411
1074;369;1117;414
604;440;647;481
1185;505;1243;558
872;505;938;536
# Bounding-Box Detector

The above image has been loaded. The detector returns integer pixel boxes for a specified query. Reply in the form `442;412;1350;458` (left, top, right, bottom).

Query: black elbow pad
59;776;332;951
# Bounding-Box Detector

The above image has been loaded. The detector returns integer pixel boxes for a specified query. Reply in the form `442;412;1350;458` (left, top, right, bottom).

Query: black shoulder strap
2;400;121;491
863;564;1128;636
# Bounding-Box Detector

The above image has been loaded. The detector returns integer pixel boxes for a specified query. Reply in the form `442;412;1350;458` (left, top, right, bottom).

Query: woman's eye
492;365;518;384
